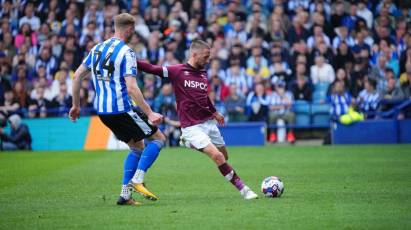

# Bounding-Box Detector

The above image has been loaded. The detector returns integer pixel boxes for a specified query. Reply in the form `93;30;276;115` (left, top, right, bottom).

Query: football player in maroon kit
136;39;258;199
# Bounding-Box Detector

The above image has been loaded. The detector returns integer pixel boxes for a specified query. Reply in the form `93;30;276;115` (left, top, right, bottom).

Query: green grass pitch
1;145;411;229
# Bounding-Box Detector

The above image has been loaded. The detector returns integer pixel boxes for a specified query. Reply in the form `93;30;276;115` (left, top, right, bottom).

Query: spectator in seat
269;46;292;86
357;78;380;119
51;82;72;117
327;68;351;96
224;61;249;97
154;84;175;113
225;84;247;122
207;59;226;81
28;87;52;118
381;78;405;112
0;114;32;151
246;46;270;80
51;64;73;99
333;42;354;72
268;81;295;143
377;68;395;93
291;64;312;101
328;81;353;121
209;75;229;102
18;2;41;31
310;55;335;85
332;26;354;51
35;47;58;81
0;89;20;117
13;81;30;114
246;83;269;121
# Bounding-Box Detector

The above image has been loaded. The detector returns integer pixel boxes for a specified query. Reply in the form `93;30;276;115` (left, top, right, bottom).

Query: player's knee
151;130;166;142
128;139;145;150
211;151;226;165
219;148;228;160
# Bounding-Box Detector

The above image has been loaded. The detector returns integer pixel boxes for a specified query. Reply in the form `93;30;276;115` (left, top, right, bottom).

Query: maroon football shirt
137;61;216;128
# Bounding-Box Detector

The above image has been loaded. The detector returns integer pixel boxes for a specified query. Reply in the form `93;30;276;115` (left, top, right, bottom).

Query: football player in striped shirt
69;13;165;205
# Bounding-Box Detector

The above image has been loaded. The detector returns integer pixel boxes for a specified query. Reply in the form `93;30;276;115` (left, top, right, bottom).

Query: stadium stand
1;0;411;146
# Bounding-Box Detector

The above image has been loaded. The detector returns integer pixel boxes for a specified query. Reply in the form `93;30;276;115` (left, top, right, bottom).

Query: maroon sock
218;163;245;191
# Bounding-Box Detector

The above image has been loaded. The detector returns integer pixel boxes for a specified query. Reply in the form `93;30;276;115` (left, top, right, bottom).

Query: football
261;176;284;198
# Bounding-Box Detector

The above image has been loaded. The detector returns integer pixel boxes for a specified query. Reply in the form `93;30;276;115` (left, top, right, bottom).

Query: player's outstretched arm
136;59;165;77
125;76;163;125
69;65;90;122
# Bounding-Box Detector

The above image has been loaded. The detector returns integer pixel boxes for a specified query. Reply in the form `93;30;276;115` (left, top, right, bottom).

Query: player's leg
117;139;144;205
208;121;257;199
127;111;166;201
181;122;257;199
217;146;228;160
129;130;166;200
201;143;258;200
98;113;144;205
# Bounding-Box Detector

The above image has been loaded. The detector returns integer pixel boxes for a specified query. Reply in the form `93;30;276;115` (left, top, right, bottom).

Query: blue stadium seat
312;114;330;127
311;104;330;114
293;100;311;126
311;103;331;127
293;100;310;113
296;114;311;126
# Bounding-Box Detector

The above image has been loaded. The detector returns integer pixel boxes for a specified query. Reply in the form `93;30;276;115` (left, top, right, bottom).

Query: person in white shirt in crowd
18;2;40;31
310;55;335;85
356;0;373;29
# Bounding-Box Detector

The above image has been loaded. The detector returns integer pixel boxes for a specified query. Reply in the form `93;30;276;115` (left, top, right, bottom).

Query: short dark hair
367;78;377;89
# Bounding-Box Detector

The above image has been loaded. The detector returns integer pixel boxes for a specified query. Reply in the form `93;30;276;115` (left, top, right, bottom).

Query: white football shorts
180;119;225;149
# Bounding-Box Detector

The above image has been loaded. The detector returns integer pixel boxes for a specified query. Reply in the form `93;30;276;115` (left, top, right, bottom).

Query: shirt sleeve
164;65;178;81
124;49;137;77
82;51;92;70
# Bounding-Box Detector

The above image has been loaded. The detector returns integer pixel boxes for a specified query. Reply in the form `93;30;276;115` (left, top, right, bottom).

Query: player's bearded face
124;26;133;43
196;49;210;68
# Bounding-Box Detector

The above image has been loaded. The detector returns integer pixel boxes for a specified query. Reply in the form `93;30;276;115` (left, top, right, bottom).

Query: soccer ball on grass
261;176;284;198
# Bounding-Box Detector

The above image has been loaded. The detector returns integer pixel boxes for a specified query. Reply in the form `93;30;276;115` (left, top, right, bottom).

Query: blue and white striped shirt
328;92;351;117
83;38;137;114
357;89;380;113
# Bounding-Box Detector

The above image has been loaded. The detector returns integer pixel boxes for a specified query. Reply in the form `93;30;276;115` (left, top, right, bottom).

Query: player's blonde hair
189;39;211;52
114;13;135;31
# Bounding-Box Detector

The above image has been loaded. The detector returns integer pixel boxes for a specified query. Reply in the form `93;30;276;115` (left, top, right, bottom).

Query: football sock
132;140;164;184
120;184;131;199
122;148;142;185
218;163;245;191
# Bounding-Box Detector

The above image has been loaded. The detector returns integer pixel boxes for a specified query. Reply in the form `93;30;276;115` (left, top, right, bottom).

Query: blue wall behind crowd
332;120;411;144
24;117;90;150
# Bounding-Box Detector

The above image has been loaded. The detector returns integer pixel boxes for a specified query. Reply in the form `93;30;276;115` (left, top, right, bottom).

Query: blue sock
122;148;142;185
136;140;164;172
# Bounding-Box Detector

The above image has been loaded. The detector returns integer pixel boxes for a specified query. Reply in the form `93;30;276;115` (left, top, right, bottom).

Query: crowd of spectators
1;0;411;144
